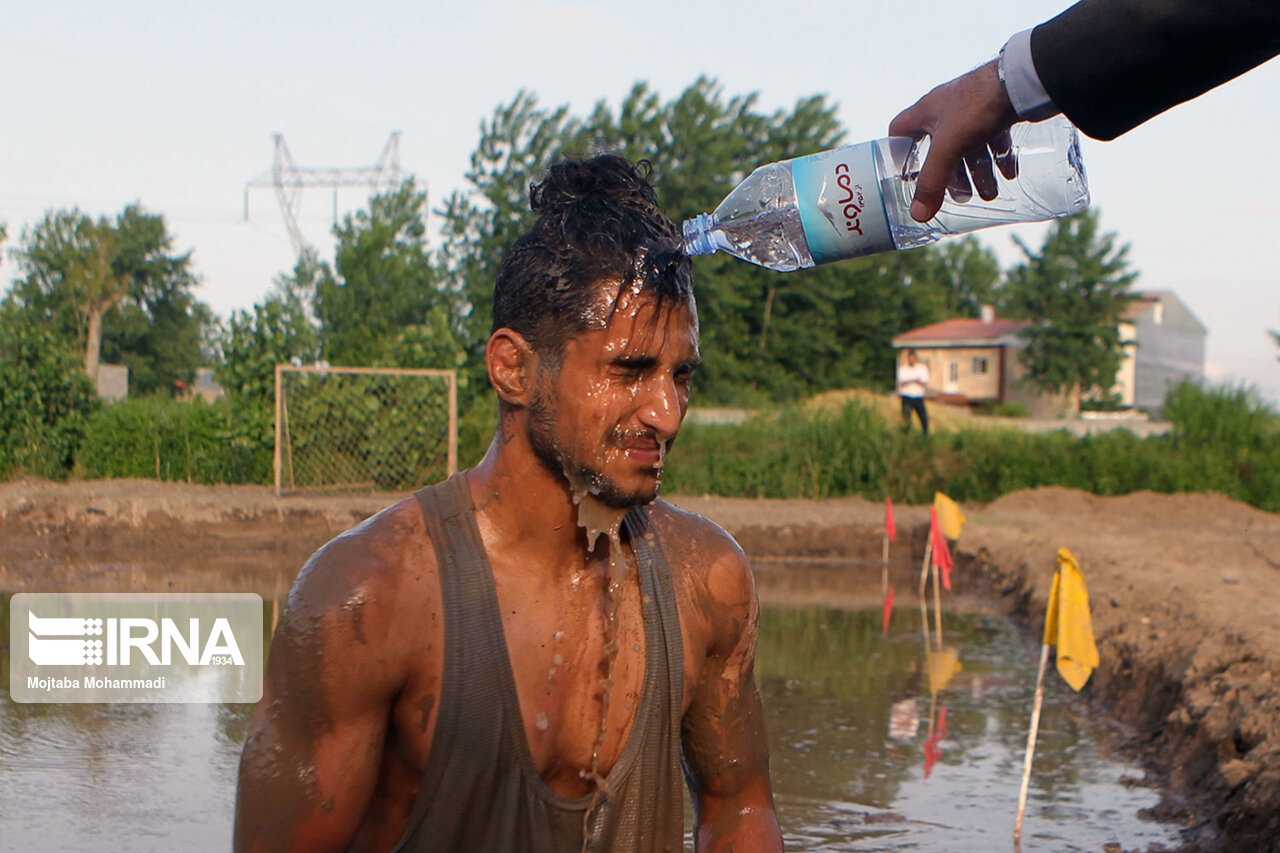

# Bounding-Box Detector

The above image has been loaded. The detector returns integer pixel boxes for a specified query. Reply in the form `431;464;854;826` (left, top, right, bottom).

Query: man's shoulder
645;498;747;567
645;499;759;658
290;494;438;620
644;498;755;608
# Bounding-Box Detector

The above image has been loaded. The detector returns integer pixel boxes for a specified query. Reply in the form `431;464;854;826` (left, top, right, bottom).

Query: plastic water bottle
682;117;1088;271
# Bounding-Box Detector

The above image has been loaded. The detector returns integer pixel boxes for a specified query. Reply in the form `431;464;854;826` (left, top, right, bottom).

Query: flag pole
881;530;889;596
882;497;896;634
918;538;933;650
1015;641;1051;842
931;553;944;650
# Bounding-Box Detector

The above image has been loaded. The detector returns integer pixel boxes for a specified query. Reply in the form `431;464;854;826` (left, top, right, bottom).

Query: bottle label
792;142;893;264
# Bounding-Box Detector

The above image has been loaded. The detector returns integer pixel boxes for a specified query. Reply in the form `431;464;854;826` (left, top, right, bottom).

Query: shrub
75;397;271;485
1164;380;1276;454
988;401;1031;418
665;400;890;500
0;306;98;479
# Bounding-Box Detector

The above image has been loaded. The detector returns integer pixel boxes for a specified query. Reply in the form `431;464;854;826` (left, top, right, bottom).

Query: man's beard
526;388;660;509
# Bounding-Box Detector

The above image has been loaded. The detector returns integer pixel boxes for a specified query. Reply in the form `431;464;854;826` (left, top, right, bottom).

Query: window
973;356;989;375
948;361;959;382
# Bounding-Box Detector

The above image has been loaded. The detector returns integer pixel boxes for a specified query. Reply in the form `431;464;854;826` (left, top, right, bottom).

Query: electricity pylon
244;132;403;254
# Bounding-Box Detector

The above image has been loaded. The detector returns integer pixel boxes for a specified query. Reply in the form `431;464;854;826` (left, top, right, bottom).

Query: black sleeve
1031;0;1280;140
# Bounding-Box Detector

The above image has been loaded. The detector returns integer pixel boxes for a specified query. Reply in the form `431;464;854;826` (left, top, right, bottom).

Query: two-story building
1113;291;1207;410
891;293;1208;416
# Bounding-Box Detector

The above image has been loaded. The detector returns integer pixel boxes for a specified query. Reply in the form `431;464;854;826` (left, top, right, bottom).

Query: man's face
907;352;918;366
527;284;700;509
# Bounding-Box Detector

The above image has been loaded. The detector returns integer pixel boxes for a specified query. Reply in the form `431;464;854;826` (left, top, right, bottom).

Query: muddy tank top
392;474;686;853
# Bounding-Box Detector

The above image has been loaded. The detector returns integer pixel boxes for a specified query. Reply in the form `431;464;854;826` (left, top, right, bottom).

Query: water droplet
536;712;549;731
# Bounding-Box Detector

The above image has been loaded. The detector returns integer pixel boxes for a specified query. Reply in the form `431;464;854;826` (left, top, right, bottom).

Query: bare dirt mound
961;487;1280;850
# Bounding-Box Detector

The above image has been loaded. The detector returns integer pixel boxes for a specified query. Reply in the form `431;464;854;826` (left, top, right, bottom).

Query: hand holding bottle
889;60;1022;222
682;116;1088;272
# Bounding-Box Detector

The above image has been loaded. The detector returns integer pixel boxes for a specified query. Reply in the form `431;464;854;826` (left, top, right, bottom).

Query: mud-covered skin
234;499;444;853
650;500;782;851
234;290;781;851
233;492;779;852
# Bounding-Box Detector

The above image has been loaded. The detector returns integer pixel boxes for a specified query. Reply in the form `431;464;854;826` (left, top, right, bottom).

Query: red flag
923;729;940;778
922;704;948;779
882;586;895;634
885;497;897;543
930;506;954;591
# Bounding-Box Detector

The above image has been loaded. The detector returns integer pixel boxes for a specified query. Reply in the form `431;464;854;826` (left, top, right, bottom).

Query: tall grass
664;402;891;500
665;382;1280;512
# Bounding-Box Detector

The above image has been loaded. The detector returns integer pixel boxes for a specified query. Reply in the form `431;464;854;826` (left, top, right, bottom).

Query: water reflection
757;605;1183;852
0;593;1183;852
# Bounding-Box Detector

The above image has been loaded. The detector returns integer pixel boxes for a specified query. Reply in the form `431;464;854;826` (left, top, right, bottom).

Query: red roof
893;317;1029;345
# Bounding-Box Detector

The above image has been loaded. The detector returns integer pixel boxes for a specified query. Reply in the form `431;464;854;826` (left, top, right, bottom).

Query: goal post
274;365;458;497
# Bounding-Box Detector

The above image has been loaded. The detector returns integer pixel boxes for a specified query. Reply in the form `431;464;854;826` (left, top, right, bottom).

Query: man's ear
487;328;537;406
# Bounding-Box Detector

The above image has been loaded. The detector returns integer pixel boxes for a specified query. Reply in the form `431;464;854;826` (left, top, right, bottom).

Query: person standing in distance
897;350;930;435
891;0;1280;222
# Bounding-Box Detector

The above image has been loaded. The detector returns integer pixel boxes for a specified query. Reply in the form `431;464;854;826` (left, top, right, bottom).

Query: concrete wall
1001;352;1076;417
1111;322;1138;407
1130;294;1206;411
96;364;128;401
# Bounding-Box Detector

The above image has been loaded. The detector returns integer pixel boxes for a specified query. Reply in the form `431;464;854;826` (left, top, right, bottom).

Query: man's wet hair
491;153;694;360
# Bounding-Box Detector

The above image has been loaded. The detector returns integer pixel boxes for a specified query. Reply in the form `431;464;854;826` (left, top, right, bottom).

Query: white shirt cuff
1000;28;1060;122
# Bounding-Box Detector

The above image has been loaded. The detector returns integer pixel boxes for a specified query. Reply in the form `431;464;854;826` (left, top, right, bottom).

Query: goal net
275;365;457;496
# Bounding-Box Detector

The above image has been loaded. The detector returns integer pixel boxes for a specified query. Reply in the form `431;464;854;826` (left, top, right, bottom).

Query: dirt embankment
3;478;1279;850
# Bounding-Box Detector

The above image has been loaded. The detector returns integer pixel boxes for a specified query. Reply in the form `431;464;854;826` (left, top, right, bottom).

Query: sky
3;0;1278;403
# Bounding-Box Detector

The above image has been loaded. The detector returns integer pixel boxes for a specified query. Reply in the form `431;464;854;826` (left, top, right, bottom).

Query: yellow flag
933;492;966;540
926;646;962;694
1043;548;1100;691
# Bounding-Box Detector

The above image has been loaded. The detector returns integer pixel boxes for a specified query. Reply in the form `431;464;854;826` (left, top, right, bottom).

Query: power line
244;132;404;255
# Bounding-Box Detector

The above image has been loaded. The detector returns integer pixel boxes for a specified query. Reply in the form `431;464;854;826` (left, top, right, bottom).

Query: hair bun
530;155;656;215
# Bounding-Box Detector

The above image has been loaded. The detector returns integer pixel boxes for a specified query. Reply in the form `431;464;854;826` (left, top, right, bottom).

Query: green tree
217;294;321;407
314;179;451;365
211;251;327;483
926;236;1002;318
0;301;98;478
10;205;211;395
436;90;579;363
1000;209;1137;410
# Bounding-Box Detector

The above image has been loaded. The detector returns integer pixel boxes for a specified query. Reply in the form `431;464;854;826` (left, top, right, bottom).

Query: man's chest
502;581;650;793
392;556;692;799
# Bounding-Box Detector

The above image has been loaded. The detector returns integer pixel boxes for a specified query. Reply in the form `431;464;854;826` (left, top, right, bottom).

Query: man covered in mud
235;154;783;852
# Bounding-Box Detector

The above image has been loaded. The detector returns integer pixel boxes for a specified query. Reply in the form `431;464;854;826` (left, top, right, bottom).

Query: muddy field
2;478;1278;851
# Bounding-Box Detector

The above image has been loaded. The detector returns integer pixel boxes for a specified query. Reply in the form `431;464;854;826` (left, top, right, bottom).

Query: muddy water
0;589;1184;851
755;603;1184;851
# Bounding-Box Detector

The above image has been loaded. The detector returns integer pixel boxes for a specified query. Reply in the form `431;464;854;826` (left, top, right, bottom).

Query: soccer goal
274;365;457;497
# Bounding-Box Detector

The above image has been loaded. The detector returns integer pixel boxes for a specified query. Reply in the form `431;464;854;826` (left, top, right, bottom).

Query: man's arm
891;0;1280;221
681;544;783;852
1031;0;1280;142
234;536;409;852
